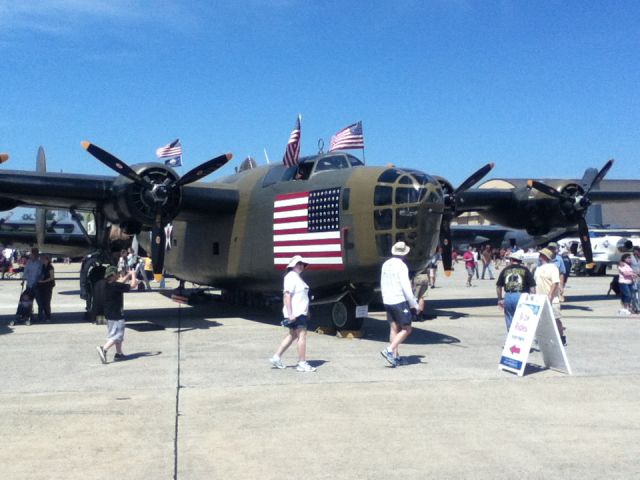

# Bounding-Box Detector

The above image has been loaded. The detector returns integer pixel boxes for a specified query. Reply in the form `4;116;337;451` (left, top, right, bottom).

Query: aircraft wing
0;169;239;218
0;170;113;210
455;188;518;213
588;191;640;203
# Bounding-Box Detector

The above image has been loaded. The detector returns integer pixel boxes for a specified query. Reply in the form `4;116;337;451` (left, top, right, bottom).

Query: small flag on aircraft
329;121;364;151
282;115;301;167
273;187;344;270
156;139;183;167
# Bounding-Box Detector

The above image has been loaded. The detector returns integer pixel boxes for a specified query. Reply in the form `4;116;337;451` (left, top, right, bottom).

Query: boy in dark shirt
96;266;131;364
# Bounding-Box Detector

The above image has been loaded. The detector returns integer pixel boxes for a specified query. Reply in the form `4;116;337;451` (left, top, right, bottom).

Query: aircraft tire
330;296;363;331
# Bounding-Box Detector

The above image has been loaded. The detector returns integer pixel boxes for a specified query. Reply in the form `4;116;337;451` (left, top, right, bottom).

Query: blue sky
1;0;639;186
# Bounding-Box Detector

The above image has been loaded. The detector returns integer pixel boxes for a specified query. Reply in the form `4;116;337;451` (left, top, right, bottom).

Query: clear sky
2;1;639;186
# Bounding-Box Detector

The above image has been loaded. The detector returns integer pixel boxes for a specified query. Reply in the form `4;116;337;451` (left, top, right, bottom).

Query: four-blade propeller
82;141;232;277
440;163;495;275
527;159;614;267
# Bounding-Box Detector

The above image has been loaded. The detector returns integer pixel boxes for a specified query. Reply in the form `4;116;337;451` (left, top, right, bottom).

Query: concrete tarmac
0;263;638;479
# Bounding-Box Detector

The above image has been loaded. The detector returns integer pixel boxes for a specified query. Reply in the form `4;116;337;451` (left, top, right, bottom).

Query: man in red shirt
463;246;476;287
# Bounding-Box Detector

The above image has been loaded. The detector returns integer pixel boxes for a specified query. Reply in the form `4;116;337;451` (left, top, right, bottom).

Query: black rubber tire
331;296;364;331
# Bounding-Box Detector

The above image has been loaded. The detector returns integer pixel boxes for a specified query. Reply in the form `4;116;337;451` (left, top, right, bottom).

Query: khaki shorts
413;274;430;299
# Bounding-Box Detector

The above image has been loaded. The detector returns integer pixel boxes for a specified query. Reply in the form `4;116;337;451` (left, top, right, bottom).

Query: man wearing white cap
380;241;421;367
270;255;316;372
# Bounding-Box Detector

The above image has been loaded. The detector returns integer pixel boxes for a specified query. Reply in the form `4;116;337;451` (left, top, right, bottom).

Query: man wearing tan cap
534;248;566;346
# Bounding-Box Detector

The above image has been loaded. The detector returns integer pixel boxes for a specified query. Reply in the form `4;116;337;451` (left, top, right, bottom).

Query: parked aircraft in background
558;231;640;275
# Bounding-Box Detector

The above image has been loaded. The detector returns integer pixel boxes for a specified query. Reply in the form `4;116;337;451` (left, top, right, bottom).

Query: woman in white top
270;256;316;372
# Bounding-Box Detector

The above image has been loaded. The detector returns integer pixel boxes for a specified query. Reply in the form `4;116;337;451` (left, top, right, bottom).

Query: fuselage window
374;186;393;206
374;209;393;230
377;169;402;183
395;187;420;204
396;207;418;229
212;242;219;255
342;188;351;210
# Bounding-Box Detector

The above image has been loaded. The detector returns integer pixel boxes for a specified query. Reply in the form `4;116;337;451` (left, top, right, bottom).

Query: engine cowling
103;163;182;227
616;238;634;252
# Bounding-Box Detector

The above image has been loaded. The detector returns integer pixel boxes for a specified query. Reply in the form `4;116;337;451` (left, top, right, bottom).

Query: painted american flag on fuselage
273;187;343;270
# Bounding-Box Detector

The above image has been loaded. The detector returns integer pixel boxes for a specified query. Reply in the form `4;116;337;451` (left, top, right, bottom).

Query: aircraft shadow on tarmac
0;304;224;336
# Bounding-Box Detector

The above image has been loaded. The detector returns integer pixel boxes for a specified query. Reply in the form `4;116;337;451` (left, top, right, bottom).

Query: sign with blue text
499;294;572;376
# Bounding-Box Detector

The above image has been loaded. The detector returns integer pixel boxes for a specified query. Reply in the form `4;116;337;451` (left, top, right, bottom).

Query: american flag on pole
273;187;344;270
156;139;183;167
282;115;301;167
329;121;364;151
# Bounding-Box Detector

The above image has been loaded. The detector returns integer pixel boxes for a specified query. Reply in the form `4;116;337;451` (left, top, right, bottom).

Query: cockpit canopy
262;153;364;187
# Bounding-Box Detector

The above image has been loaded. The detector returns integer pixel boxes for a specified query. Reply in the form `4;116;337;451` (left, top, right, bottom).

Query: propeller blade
174;153;232;188
35;207;45;249
527;180;564;200
151;223;166;276
584;159;614;196
578;217;594;268
440;217;453;275
81;141;145;185
454;162;494;194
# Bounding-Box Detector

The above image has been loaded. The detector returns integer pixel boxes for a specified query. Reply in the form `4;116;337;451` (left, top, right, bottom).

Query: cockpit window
315;155;350;172
295;161;314;180
262;165;289;187
347;155;364;167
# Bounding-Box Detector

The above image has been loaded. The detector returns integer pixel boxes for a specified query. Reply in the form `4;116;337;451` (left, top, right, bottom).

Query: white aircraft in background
561;233;640;275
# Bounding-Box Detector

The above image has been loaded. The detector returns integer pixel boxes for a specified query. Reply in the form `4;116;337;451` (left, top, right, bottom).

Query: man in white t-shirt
380;241;421;367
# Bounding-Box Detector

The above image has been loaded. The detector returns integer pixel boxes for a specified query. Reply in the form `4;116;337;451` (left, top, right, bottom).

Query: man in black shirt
496;250;536;332
96;266;131;364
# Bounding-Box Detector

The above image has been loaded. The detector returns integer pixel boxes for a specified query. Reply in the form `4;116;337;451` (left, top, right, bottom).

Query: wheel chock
315;326;337;335
336;329;364;339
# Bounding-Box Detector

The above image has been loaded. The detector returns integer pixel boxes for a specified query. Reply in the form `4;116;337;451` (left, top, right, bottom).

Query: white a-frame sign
499;294;572;376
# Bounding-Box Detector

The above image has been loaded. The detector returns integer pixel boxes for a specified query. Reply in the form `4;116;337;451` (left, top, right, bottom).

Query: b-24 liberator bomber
1;142;639;330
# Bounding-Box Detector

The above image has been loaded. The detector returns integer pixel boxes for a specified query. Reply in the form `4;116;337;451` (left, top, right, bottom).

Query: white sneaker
296;361;316;372
270;356;285;369
618;308;631;316
96;345;107;364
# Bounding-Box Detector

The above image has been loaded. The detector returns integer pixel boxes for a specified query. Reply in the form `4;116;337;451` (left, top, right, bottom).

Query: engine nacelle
103;163;182;227
616;238;634;252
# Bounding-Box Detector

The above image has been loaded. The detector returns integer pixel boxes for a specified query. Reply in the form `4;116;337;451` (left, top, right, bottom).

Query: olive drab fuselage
158;153;444;297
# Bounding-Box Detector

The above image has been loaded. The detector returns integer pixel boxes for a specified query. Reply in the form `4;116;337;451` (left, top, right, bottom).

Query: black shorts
384;302;413;326
281;314;308;330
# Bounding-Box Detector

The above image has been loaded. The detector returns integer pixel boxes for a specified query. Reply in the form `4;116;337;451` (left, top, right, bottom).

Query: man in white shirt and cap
380;241;421;367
